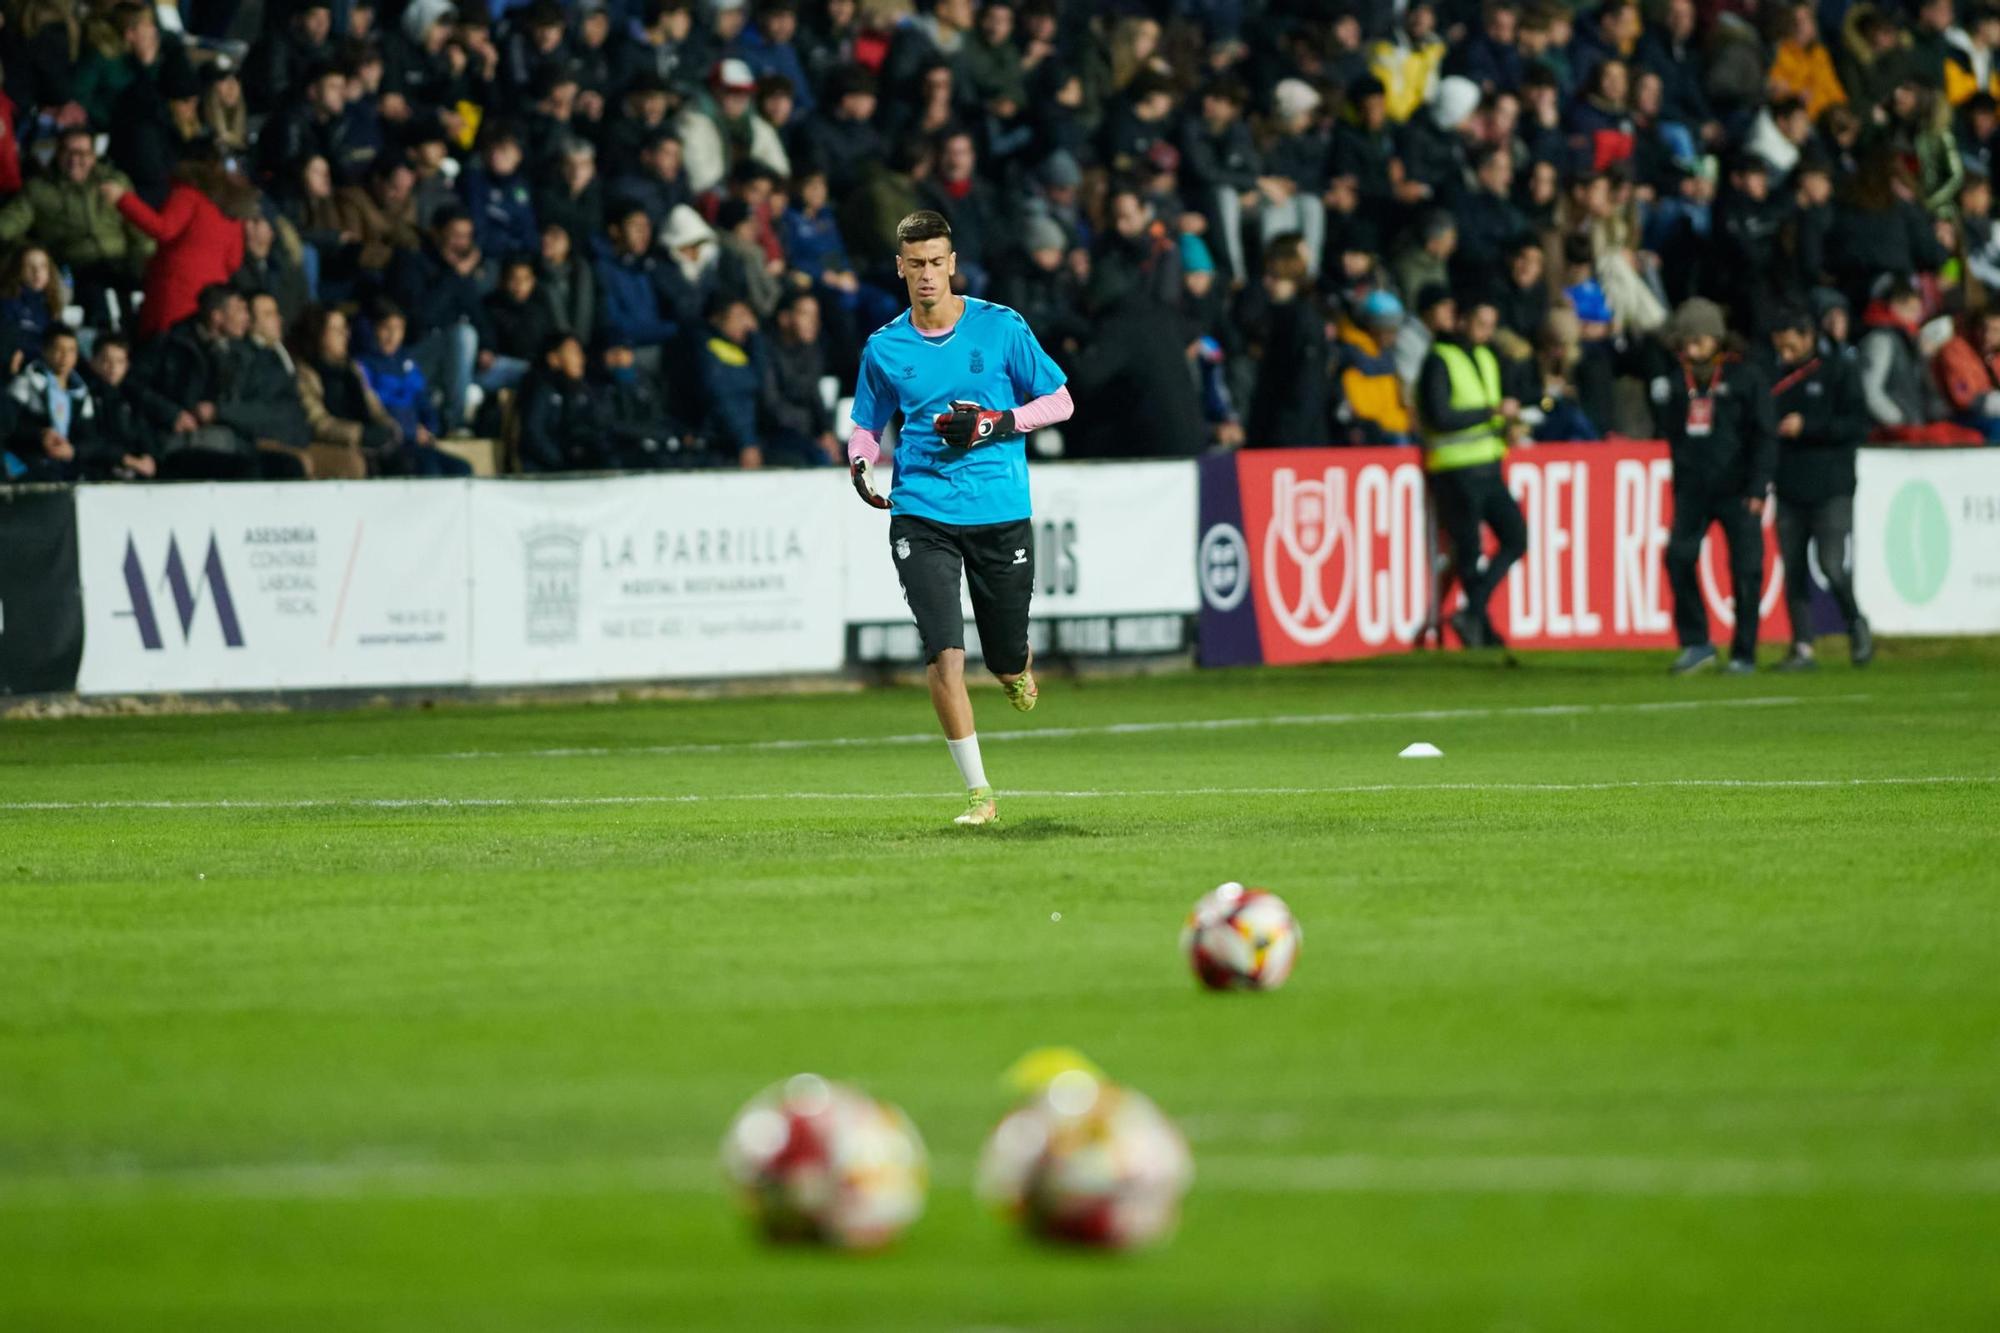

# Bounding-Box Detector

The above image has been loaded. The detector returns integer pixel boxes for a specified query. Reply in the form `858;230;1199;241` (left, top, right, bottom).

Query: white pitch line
3;775;1992;814
413;692;1874;762
5;1151;1998;1206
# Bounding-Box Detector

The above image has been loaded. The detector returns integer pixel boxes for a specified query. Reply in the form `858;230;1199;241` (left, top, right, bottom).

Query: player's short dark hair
895;209;953;250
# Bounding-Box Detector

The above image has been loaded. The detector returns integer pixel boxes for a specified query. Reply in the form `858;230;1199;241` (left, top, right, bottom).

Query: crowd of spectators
4;0;2000;482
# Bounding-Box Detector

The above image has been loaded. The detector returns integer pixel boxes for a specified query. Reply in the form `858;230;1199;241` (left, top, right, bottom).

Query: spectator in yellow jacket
1369;2;1447;124
1767;2;1849;118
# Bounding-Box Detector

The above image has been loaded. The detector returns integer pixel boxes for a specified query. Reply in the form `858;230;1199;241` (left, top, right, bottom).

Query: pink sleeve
1011;384;1074;433
845;426;881;465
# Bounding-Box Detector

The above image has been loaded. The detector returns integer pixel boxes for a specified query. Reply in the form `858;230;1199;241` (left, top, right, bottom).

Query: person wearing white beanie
1431;75;1482;132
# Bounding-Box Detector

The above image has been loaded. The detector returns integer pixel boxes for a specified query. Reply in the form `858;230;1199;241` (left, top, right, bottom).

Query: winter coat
333;184;423;279
1768;40;1848;118
676;105;790;197
1766;348;1864;504
534;179;605;255
1062;295;1205;458
594;249;679;349
776;205;851;281
117;185;247;340
0;167;156;271
1649;352;1777;498
5;361;102;466
460;168;540;262
538;255;596;341
233;248;312;326
1335;315;1413;442
517;369;608;471
389;243;495;342
484;290;558;361
219;340;311;448
1247;296;1331;447
1856;302;1944;430
1935;330;2000;415
359;349;439;441
794;113;883;194
296;358;397;450
699;330;763;455
759;334;830;444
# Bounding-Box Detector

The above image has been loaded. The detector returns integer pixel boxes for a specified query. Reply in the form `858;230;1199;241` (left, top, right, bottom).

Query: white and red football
1180;882;1301;991
720;1073;927;1249
976;1069;1193;1250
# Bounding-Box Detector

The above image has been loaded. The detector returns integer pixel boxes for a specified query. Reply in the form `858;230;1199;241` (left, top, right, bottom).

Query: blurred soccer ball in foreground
720;1073;927;1249
1181;882;1300;991
977;1069;1193;1249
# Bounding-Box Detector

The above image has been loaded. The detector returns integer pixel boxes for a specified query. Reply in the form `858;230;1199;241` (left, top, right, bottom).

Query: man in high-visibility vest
1415;286;1527;648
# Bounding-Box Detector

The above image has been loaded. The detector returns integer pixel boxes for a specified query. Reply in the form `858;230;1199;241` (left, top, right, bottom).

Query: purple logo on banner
1196;453;1262;666
120;533;245;650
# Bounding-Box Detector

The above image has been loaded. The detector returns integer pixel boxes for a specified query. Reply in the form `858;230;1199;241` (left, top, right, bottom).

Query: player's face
896;238;956;310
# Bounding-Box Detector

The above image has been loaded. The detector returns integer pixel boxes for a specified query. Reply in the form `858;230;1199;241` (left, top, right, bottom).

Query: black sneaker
1450;609;1487;648
1480;612;1506;649
1777;645;1818;673
1850;615;1875;667
1723;656;1757;675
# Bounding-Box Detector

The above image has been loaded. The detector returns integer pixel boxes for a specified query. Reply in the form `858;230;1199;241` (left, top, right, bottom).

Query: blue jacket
776;206;849;280
700;329;762;454
594;249;678;349
358;349;439;440
738;28;814;112
460;167;541;261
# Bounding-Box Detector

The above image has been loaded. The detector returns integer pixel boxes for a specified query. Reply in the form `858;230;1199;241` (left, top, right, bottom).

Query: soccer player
846;210;1074;826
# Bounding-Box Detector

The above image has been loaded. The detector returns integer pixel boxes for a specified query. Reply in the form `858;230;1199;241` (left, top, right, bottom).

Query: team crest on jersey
969;349;985;374
895;536;911;560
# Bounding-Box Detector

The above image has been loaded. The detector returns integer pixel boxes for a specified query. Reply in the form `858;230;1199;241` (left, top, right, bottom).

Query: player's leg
1665;487;1719;672
1717;498;1764;668
1776;499;1816;668
890;515;994;825
964;519;1037;711
1431;471;1487;647
1811;495;1870;663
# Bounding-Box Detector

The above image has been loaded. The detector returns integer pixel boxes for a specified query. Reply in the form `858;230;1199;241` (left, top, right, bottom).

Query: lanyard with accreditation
1682;359;1726;438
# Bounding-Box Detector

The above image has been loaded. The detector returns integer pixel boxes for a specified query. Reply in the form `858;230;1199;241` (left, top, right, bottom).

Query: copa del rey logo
1264;467;1355;646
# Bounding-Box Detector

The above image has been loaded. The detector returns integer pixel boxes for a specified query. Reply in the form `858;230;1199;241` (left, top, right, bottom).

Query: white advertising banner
1855;448;2000;635
841;461;1199;659
75;481;471;694
467;473;846;684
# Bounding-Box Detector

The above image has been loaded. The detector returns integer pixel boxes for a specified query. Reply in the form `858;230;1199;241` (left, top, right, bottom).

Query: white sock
946;734;989;792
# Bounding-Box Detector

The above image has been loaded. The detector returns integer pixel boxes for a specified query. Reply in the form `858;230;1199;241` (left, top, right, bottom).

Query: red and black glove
933;400;1016;448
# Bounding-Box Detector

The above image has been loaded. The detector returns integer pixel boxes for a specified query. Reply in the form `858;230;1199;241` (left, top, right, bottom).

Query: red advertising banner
1198;442;1789;665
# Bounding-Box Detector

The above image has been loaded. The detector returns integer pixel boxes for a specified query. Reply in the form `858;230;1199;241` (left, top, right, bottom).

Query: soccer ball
1181;882;1301;991
977;1069;1193;1249
720;1073;928;1249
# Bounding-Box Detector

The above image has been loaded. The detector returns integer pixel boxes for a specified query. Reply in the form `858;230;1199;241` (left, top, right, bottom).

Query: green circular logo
1883;480;1951;605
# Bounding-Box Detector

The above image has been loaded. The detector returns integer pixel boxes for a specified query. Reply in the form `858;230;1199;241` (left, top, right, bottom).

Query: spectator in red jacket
1932;308;2000;440
102;151;256;340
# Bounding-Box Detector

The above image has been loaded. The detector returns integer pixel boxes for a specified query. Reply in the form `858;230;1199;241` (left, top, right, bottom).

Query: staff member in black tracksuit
1653;297;1777;674
1766;306;1874;671
1416;286;1528;649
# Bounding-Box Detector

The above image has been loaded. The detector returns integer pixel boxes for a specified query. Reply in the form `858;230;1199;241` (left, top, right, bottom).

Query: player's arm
933;314;1074;447
847;345;895;510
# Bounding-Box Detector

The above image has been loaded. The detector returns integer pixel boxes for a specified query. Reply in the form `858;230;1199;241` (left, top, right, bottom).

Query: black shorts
889;513;1034;674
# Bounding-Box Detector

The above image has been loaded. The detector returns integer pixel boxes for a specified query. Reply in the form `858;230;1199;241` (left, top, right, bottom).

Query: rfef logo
119;533;244;649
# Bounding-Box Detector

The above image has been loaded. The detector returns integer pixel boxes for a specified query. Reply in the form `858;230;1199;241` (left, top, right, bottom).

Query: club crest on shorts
895;536;912;560
969;349;985;374
1012;548;1027;565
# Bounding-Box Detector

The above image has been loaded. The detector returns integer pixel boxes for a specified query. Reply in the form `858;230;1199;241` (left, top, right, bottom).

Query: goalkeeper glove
934;400;1015;448
849;456;890;509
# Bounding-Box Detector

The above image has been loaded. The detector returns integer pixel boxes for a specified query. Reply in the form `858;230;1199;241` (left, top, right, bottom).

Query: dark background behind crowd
5;0;2000;481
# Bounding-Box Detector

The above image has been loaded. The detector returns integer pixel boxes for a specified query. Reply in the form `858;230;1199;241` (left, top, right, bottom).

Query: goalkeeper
846;210;1074;827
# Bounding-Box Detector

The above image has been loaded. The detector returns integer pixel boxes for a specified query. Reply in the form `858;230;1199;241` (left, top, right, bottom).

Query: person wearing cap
1398;74;1480;204
1336;287;1416;444
1415;285;1527;648
1764;304;1872;670
678;57;790;196
991;213;1087;357
1652;297;1775;674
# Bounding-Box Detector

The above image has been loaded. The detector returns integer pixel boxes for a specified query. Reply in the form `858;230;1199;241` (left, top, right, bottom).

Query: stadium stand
3;0;2000;482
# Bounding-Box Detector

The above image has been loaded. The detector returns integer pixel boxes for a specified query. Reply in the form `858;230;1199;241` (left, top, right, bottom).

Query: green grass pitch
3;643;1998;1331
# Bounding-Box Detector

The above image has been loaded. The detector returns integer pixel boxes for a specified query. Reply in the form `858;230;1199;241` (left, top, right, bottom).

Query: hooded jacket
1857;299;1943;429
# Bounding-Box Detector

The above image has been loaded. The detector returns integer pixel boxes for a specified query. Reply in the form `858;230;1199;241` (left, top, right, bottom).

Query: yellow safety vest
1424;342;1508;473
